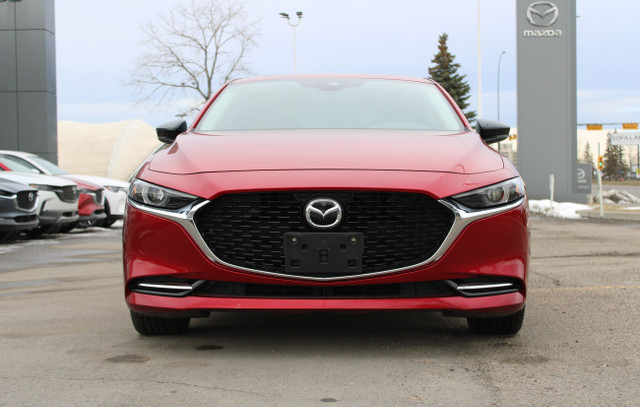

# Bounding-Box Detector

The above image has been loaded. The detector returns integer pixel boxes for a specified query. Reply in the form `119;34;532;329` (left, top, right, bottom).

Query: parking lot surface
1;217;639;406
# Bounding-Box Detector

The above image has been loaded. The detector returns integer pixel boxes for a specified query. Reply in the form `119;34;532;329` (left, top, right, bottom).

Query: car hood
67;174;129;188
0;178;38;194
0;172;77;187
147;129;504;175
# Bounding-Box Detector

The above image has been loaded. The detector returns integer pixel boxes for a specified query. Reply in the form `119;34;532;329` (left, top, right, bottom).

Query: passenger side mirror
156;120;188;144
475;119;510;144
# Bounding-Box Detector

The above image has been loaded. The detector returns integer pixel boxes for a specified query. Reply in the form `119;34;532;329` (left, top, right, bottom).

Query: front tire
467;307;525;335
58;221;79;233
129;311;190;336
0;231;15;242
101;201;117;228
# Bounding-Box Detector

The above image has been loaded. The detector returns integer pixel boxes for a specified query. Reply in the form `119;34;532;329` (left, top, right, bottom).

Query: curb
577;209;640;222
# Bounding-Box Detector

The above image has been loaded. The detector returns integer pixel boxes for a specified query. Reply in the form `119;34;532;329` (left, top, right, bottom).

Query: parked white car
0;172;79;234
0;150;129;227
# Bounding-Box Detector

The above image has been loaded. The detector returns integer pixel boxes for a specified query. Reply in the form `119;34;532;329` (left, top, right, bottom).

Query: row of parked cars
0;150;129;241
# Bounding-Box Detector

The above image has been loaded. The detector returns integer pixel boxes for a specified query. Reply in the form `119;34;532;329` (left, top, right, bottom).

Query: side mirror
156;119;187;144
475;119;510;144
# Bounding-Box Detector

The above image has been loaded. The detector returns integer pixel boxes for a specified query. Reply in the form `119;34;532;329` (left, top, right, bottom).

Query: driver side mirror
475;119;510;144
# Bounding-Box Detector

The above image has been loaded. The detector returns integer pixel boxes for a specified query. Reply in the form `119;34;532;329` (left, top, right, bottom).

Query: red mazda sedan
124;75;528;336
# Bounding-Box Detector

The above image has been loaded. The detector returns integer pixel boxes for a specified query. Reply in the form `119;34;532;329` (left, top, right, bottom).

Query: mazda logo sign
304;198;343;229
527;1;559;27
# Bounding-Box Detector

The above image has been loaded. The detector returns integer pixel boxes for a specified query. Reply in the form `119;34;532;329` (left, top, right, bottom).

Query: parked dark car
0;178;39;241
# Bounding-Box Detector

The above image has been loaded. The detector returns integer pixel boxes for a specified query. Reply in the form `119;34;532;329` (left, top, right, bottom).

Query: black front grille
16;191;37;210
194;191;454;277
15;215;37;223
55;186;78;203
130;276;457;299
194;280;456;299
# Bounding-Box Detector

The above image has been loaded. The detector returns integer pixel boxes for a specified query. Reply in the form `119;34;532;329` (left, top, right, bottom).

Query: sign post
517;0;585;202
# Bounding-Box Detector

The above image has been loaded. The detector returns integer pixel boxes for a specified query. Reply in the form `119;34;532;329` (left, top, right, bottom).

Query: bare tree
127;0;258;116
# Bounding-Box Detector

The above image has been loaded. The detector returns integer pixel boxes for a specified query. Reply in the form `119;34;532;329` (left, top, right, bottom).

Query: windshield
0;155;42;173
197;78;464;131
30;156;67;175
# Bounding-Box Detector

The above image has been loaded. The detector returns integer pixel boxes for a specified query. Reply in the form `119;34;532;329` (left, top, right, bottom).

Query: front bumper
76;194;106;227
77;210;107;227
0;214;39;232
124;198;529;317
39;210;79;226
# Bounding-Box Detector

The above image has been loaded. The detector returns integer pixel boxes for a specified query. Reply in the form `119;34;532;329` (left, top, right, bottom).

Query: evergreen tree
428;33;476;122
581;141;594;166
603;133;628;179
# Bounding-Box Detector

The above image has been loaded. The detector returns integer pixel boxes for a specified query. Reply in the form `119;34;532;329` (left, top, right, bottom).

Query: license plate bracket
283;232;364;275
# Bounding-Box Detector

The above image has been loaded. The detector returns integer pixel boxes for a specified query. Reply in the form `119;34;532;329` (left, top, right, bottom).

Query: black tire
59;221;79;233
101;202;117;228
26;223;58;237
129;311;190;336
78;218;103;228
0;231;15;242
102;217;117;228
467;307;525;335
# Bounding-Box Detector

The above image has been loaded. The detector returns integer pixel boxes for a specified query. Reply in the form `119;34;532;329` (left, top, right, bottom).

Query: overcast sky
54;0;640;128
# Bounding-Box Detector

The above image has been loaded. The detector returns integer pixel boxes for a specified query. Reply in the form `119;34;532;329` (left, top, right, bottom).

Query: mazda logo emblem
527;1;559;27
304;198;343;229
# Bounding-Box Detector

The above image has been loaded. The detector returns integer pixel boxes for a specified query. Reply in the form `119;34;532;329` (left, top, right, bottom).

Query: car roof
0;150;37;158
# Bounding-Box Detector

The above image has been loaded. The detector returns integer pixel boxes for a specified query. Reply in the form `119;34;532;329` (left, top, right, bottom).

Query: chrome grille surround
128;195;525;282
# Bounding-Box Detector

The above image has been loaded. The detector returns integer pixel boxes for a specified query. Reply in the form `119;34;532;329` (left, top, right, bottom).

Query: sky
54;0;640;129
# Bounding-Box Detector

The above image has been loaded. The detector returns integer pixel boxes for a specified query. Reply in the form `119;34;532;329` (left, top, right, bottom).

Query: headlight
77;187;93;195
129;179;197;209
0;190;13;198
451;177;525;209
105;185;129;194
29;184;55;191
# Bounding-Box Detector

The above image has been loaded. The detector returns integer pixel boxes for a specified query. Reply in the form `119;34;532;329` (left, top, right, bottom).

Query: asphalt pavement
1;217;639;406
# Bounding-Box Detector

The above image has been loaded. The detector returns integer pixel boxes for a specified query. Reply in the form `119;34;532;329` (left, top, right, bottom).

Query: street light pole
497;51;506;121
279;11;303;73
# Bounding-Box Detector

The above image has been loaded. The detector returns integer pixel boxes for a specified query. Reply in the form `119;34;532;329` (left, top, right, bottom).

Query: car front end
123;75;529;336
63;177;107;229
0;178;39;238
70;175;129;226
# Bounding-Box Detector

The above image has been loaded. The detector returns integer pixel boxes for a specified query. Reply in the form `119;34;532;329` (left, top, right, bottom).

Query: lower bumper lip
127;290;526;316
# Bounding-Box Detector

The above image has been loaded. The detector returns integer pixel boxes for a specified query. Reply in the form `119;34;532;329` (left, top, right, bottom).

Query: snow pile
591;189;640;205
528;199;591;219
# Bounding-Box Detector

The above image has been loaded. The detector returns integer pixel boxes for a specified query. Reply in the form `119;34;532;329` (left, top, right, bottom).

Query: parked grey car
0;178;39;241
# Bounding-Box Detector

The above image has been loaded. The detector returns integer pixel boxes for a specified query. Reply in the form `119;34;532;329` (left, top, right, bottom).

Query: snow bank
591;189;640;205
528;199;591;219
